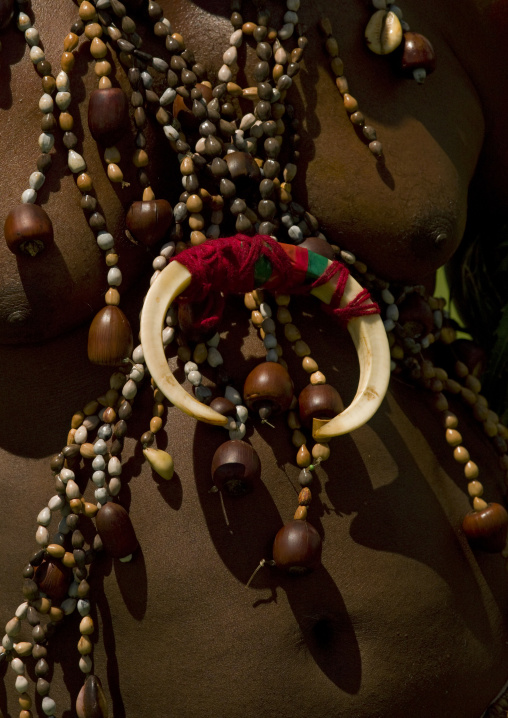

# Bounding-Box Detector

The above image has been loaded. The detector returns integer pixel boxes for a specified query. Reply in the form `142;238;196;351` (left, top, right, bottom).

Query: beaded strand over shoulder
0;0;507;716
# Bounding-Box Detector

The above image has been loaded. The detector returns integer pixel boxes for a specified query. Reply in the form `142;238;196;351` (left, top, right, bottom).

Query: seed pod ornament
398;32;436;83
272;519;322;574
211;440;261;496
76;675;108;718
462;503;508;553
95;502;138;560
88;306;134;366
4;204;54;256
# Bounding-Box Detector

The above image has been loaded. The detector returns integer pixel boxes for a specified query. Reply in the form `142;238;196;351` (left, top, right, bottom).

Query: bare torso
1;1;508;716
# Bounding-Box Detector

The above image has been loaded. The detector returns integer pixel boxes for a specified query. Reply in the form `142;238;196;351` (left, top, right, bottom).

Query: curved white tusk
311;269;391;440
140;261;229;427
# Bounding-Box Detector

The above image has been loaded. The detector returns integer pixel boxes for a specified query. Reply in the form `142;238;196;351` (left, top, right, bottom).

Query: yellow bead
310;371;326;385
71;411;85;429
193;343;208;364
251;310;263;326
190;230;207;246
59;112;74;131
296;444;311;468
467;481;483;498
79;1;97;21
80;616;94;635
133;149;149;167
61;52;75;72
84;22;103;39
98;76;112;89
107;163;123;183
302;356;319;374
150;416;163;433
312;443;331;461
105;288;121;306
275;294;291;306
284;323;301;342
186;194;203;213
277;307;292;324
76;173;93;192
94;60;112;77
63;32;79;51
46;544;66;559
443;412;458;429
49;607;64;623
78;635;93;655
473;497;488;511
445;429;462;446
293;340;311;357
465;461;480;480
142;186;155;201
484;419;498;437
90;37;107;58
453;446;470;464
105;252;119;267
188;213;205;231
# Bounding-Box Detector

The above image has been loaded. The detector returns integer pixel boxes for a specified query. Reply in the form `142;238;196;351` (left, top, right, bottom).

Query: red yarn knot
310;260;380;324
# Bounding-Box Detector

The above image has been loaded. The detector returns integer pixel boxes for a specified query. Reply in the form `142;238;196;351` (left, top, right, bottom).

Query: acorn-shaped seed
88;306;133;366
462;503;508;553
243;362;294;416
143;448;174;480
76;674;108;718
35;560;72;602
211;440;261;496
95;503;138;559
398;293;434;337
272;520;322;573
224;151;262;183
4;204;54;256
88;88;129;146
399;32;436;81
298;384;344;429
125;200;173;247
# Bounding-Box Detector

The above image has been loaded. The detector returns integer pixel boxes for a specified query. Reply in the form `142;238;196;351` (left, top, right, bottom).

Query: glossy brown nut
76;674;108;718
299;237;335;260
224;151;262;182
211;440;261;496
272;520;322;573
298;384;344;429
88;88;129;146
209;397;237;417
243;362;294;414
35;560;72;602
462;503;508;553
4;204;54;256
88;306;133;366
398;293;434;336
95;502;138;559
400;32;436;74
125;200;173;247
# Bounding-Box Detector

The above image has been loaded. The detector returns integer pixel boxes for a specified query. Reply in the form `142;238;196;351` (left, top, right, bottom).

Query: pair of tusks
140;249;390;440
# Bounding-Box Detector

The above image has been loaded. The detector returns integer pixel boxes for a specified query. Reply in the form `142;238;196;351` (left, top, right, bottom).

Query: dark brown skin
1;1;508;716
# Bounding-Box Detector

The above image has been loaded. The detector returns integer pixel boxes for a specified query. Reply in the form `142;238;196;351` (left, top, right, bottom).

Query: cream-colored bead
94;60;112;77
79;616;94;635
467;480;484;498
312;443;331;461
464;460;479;479
443;411;458;429
78;636;93;655
310;371;326;385
99;76;112;89
90;37;107;58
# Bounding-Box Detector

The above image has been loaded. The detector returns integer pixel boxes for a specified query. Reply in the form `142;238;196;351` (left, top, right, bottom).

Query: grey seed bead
383;319;396;332
218;64;233;82
78;599;91;616
30;45;45;64
184;361;198;375
2;635;14;651
298;468;313;486
17;12;32;31
63;131;78;149
61;467;75;483
266;348;279;362
386;304;399;321
223;46;237;65
207;347;223;367
108;457;122;476
236;405;248;423
25;27;40;46
83;415;100;432
162;326;175;346
94;439;108;456
132;344;145;363
92;471;106;487
230;28;243;46
68;150;86;173
207;224;220;239
288;225;303;241
74;426;88;444
381;288;394;304
56;91;71;110
287;0;300;9
240;113;256;131
57;517;71;535
229;423;246;440
263;333;277;350
173;202;188;222
341;250;356;264
56;71;69;91
129;363;144;382
66;480;80;500
224;386;242;405
35;658;50;676
95;487;109;504
159;87;176;106
11;657;25;674
21;189;37;204
15;602;28;619
39;93;54;113
107;267;122;286
15;675;29;693
41;696;56;714
187;370;202;386
48;495;65;512
207;332;220;348
256;42;272;61
98;424;112;441
37;507;52;526
35;526;49;546
278;22;294;40
195;385;212;402
152;57;169;73
363;125;377;141
259;302;272;318
284;10;299;24
97;231;114;250
141;71;153;88
79;655;93;674
163;124;179;141
37;677;51;696
122;379;137;400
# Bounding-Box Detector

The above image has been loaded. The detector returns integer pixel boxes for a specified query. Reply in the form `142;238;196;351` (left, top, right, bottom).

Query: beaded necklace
1;1;507;716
